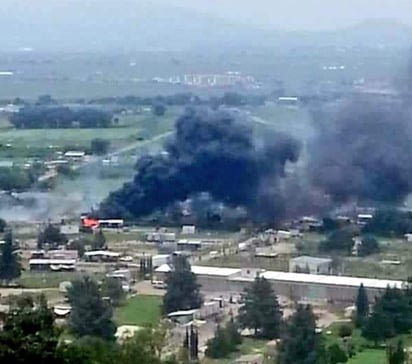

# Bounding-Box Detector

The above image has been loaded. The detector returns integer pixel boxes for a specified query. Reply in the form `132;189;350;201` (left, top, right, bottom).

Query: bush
91;138;110;155
328;343;348;364
338;323;353;338
205;320;242;359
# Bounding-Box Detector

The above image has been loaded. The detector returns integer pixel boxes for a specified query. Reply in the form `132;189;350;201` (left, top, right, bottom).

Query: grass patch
347;349;386;364
201;338;269;364
114;295;162;327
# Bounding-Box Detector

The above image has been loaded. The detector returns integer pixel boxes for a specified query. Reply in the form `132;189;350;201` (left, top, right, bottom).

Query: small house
181;225;196;235
289;256;332;275
64;151;85;160
84;250;121;262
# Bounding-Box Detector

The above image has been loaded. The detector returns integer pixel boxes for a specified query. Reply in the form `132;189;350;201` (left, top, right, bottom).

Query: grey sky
153;0;412;30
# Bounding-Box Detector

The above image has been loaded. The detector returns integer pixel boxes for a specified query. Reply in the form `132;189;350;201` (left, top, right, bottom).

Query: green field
114;295;162;327
0;107;180;161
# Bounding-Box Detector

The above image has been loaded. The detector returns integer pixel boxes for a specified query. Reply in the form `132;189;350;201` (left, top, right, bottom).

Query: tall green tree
238;276;282;339
387;340;407;364
37;224;67;249
205;319;242;359
0;218;7;233
152;103;166;116
0;229;21;283
91;138;110;155
163;255;202;314
67;276;116;340
362;286;412;342
101;277;125;307
205;325;233;359
277;305;325;364
362;309;392;346
355;283;369;327
93;229;106;250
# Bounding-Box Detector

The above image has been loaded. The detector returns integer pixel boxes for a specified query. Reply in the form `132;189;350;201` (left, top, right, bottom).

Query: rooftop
84;250;121;257
290;256;333;264
29;259;77;265
155;264;241;277
156;264;404;290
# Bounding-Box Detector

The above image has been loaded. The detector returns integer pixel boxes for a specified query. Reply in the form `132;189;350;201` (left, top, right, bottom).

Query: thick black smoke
308;97;412;204
100;108;300;223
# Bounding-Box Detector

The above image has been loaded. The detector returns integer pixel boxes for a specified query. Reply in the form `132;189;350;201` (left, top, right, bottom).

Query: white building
64;151;86;160
155;264;403;304
289;256;332;275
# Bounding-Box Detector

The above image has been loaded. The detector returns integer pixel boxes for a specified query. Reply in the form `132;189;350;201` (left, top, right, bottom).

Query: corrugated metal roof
290;256;332;265
29;259;77;265
156;264;404;290
155;264;241;277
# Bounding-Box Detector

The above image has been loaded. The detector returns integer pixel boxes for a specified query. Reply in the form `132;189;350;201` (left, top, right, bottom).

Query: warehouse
154;264;403;304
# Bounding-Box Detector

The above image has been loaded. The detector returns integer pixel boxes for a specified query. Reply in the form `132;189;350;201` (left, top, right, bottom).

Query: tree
319;227;357;254
101;277;125;307
0;218;7;233
36;94;58;106
0;294;61;363
37;224;67;249
358;236;380;257
152;103;166;116
355;283;369;327
387;340;407;364
277;305;324;364
327;343;348;364
91;138;110;155
205;318;242;359
205;325;233;359
93;229;106;250
68;238;90;258
226;317;242;347
337;323;353;338
163;255;202;314
238;276;282;339
67;276;116;340
0;229;21;283
362;309;392;346
363;287;412;338
363;209;412;237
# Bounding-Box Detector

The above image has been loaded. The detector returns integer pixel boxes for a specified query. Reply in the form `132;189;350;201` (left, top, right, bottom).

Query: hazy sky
154;0;412;30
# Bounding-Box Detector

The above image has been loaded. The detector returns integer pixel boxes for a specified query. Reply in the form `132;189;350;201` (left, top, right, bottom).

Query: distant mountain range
0;1;410;52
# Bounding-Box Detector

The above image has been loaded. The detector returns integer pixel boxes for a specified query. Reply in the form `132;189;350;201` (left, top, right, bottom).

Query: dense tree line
9;106;113;129
361;285;412;345
86;92;267;108
0;230;21;284
0;167;39;191
319;227;380;257
0;290;180;364
363;209;412;238
37;224;68;249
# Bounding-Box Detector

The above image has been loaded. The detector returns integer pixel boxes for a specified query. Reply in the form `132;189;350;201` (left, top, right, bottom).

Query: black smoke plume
308;96;412;204
100;108;300;223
